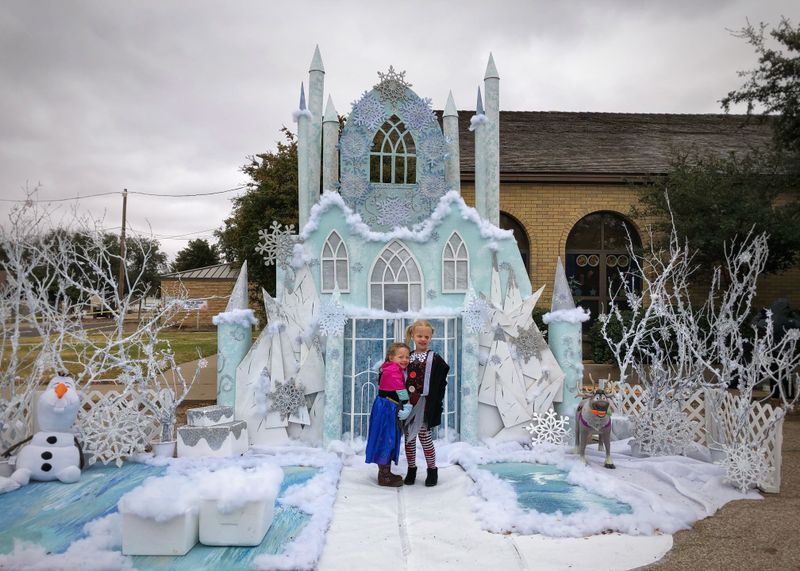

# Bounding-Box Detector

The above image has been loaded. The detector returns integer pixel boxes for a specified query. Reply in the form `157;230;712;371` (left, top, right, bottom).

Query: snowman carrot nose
55;383;68;398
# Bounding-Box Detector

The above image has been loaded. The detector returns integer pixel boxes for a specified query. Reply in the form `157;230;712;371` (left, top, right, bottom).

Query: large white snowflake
513;323;549;362
255;221;298;269
374;66;411;104
463;298;490;334
78;395;155;467
419;136;448;161
339;131;369;159
720;441;774;493
350;91;386;131
375;197;411;227
418;175;447;200
632;404;697;457
398;97;436;131
525;408;571;446
267;378;307;421
318;298;348;336
339;172;370;204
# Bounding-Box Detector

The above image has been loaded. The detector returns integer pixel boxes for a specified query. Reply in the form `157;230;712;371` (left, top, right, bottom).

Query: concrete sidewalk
319;463;671;571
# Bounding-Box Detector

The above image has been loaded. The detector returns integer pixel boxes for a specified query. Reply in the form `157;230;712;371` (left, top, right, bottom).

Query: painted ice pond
480;462;633;516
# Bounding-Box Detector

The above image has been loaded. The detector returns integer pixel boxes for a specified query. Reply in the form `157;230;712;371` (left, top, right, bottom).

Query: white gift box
177;420;248;458
121;510;199;556
186;405;234;427
199;498;275;546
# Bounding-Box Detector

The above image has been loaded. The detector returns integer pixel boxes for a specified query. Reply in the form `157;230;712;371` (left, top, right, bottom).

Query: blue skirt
365;396;401;466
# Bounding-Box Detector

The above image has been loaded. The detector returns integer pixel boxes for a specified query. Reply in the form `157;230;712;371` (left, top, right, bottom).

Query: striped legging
405;427;436;468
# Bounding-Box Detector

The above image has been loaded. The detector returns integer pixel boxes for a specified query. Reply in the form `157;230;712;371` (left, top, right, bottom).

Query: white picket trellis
606;382;783;493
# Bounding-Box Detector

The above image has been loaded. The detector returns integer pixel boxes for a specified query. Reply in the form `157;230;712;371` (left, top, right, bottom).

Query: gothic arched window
370;115;416;184
565;211;641;325
369;240;422;312
321;230;349;292
442;231;468;292
499;211;530;275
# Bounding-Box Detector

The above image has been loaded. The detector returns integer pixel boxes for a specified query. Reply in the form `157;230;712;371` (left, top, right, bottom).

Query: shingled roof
162;263;237;280
451;111;774;181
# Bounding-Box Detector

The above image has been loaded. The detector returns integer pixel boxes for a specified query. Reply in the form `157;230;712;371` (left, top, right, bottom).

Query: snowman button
41;451;53;460
46;436;57;444
41;463;52;472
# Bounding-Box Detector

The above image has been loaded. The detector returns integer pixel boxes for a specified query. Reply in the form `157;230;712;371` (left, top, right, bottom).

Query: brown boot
378;464;403;487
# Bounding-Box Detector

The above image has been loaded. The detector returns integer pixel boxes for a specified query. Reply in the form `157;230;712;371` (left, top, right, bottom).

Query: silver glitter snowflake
513;323;549;362
339;131;369;159
350;91;386;131
268;378;307;421
318;298;348;336
256;221;298;269
376;197;411;227
463;298;490;334
398;97;436;131
632;404;698;457
374;66;412;104
339;172;370;203
525;408;571;446
426;288;437;299
351;262;364;273
720;442;774;493
418;174;447;200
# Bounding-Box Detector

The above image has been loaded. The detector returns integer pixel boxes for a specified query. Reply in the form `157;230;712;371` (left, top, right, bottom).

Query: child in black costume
403;319;450;487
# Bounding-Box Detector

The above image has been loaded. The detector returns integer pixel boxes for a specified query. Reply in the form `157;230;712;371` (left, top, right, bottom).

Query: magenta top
379;361;406;391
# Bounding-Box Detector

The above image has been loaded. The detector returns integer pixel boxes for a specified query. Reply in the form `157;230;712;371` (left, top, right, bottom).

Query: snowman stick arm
73;436;85;470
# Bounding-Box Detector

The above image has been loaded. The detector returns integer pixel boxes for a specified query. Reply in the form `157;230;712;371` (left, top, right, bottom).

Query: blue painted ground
480;462;632;516
0;462;318;570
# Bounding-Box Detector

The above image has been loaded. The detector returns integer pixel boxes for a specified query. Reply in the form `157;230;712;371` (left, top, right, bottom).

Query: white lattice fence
77;389;162;466
0;392;34;452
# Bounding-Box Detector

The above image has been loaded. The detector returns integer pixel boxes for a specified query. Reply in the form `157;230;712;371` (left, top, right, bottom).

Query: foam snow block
187;405;234;427
122;510;199;556
177;420;248;458
199;498;275;546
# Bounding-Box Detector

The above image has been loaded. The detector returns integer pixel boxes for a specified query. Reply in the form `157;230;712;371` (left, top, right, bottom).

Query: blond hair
385;342;411;362
404;319;434;346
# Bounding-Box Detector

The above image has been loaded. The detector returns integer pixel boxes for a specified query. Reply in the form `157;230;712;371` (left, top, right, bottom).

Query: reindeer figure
574;376;615;469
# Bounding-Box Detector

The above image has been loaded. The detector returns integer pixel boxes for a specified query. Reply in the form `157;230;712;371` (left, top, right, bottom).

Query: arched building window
499;211;530;275
370;115;416;184
442;231;468;292
369;240;422;312
565;211;641;324
321;231;349;292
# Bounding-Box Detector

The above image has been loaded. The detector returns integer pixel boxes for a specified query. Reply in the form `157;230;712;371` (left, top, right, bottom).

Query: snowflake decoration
318;298;348;336
525;408;570;446
398;97;436;131
426;288;437;300
498;261;512;272
267;378;307;421
339;172;370;204
197;358;209;369
632;404;697;457
327;348;340;360
719;441;773;493
418;175;447;200
374;66;412;104
350;91;386;131
463;298;490;334
256;221;298;269
419;136;448;160
513;323;549;362
464;343;476;355
339;131;369;159
489;354;502;366
78;395;154;467
554;290;572;307
376;197;411;227
430;230;440;242
351;262;364;273
307;257;320;268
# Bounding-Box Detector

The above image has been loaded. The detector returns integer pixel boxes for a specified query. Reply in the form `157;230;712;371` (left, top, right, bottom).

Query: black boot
425;467;438;487
404;466;417;485
378;465;403;487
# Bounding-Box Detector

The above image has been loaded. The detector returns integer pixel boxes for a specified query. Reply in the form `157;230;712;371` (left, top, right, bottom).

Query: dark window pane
603;214;638;250
383;284;408;312
567;213;602;249
565;254;600;297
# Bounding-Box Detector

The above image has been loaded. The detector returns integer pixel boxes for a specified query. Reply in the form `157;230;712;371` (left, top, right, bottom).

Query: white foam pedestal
177;421;248;458
199;499;275;546
187;405;234;427
121;511;199;556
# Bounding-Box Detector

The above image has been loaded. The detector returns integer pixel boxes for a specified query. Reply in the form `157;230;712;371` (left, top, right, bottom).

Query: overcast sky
1;0;797;261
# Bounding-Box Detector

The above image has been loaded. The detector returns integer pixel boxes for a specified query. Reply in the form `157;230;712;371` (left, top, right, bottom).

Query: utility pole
118;189;128;300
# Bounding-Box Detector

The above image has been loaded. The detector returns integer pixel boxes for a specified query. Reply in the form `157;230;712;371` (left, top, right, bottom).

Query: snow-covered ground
0;438;759;571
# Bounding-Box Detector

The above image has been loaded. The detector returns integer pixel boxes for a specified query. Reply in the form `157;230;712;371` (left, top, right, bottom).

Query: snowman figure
10;375;83;486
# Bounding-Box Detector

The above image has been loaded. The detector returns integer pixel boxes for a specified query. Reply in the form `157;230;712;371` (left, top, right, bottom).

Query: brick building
160;263;238;328
456;111;798;315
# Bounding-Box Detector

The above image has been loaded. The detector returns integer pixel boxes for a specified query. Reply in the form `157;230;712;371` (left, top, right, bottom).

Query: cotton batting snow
543;307;591;324
212;308;258;327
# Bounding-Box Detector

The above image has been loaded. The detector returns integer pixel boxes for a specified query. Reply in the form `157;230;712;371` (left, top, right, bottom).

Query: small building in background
161;263;238;329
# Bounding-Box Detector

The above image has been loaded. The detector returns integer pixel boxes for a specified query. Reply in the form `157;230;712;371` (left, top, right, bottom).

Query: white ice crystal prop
398;97;436;131
256;221;299;269
463;298;490;334
318;298;348;336
254;368;271;417
632;405;697;457
374;66;411;104
525;408;570;446
720;441;774;493
375;197;411;227
350;91;386;130
268;378;307;421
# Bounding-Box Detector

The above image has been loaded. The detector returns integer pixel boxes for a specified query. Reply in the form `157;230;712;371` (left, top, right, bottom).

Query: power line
0;191;119;203
0;185;247;203
129;185;247;198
